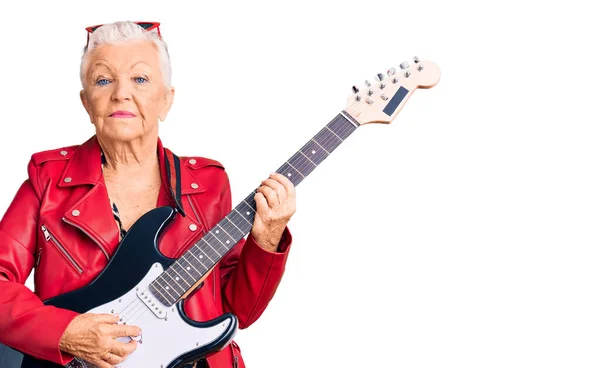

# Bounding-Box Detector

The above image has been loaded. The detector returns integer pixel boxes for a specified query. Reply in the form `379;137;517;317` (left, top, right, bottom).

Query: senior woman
0;21;295;368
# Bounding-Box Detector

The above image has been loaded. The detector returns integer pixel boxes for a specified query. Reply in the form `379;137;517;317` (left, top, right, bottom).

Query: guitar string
119;113;359;329
116;104;362;331
121;108;360;327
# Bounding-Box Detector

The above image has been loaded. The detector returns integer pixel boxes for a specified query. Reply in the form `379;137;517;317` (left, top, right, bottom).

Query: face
80;40;174;143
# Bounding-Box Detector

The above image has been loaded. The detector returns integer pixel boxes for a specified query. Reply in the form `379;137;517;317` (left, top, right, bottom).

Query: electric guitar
0;56;440;367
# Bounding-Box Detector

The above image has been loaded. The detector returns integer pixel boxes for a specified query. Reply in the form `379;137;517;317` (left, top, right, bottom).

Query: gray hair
80;21;172;88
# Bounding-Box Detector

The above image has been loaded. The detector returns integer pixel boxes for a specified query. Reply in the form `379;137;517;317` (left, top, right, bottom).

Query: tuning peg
375;73;385;82
387;68;396;76
399;61;410;70
352;85;360;94
413;56;420;63
364;80;372;88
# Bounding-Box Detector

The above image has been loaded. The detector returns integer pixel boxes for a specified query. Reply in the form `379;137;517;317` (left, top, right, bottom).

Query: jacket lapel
58;135;206;259
59;136;120;258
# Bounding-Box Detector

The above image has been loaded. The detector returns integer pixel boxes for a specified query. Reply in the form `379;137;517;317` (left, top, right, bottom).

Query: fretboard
149;111;360;306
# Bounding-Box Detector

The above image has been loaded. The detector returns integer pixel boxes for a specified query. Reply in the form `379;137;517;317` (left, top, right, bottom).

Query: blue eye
96;79;111;86
135;77;148;84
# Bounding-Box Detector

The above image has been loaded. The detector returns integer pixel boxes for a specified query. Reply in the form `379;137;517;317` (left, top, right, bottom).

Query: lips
110;110;136;118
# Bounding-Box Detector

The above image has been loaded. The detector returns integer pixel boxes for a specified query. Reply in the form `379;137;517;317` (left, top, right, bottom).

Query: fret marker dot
187;267;191;270
175;277;179;281
200;255;203;259
246;211;250;215
216;230;220;234
312;150;316;154
166;286;170;290
226;240;230;244
287;173;292;177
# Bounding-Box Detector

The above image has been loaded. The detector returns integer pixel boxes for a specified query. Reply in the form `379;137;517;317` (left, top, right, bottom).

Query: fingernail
270;172;277;176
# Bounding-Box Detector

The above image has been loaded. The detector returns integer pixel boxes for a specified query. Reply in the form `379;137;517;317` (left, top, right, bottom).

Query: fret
150;111;359;306
197;242;217;263
325;126;343;142
182;248;203;269
288;151;317;178
167;266;192;288
220;216;247;243
234;206;254;226
244;192;257;207
203;231;230;254
328;114;357;140
171;263;193;286
286;160;306;178
314;127;344;154
176;256;202;279
199;237;222;261
217;220;245;241
276;161;304;186
163;269;188;294
298;150;316;166
155;274;177;298
186;246;212;271
150;282;174;305
310;138;330;154
300;140;329;165
231;213;252;234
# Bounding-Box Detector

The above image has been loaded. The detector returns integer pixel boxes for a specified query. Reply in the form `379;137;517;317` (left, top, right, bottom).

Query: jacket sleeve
218;171;293;329
0;164;79;364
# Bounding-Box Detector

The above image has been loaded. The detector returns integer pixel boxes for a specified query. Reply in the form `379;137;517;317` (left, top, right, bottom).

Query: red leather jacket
0;135;292;368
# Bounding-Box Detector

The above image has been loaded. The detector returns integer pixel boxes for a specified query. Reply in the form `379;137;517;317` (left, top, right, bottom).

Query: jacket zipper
41;225;83;274
34;247;43;268
231;341;240;368
62;217;110;261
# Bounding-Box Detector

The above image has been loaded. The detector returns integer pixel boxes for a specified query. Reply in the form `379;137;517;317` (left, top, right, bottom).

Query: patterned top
100;152;127;240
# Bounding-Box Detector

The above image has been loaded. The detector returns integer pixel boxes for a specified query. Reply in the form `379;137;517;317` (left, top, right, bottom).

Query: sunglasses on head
85;21;161;46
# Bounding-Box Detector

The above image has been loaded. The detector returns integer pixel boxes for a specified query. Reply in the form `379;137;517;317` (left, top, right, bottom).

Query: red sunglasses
85;21;161;46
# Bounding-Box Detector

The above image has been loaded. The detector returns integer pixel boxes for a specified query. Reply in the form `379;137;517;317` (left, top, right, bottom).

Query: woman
0;21;295;368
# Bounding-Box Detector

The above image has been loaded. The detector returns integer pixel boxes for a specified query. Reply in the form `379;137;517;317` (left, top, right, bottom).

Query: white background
0;1;599;367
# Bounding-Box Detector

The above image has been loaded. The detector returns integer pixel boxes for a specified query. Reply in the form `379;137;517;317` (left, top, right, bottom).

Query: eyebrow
89;60;152;72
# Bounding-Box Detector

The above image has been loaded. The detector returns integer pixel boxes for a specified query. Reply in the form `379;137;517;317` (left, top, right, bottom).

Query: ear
159;86;175;122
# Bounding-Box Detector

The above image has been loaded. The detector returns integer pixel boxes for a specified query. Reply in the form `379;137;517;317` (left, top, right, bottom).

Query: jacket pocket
41;224;83;274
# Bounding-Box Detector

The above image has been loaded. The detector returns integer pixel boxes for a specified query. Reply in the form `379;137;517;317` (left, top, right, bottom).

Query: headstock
345;56;440;125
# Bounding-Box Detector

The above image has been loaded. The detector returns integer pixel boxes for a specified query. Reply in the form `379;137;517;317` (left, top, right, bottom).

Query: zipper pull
34;247;43;268
233;356;238;368
41;225;51;241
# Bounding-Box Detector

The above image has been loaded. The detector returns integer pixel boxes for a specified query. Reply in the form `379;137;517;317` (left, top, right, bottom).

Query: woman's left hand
251;173;296;252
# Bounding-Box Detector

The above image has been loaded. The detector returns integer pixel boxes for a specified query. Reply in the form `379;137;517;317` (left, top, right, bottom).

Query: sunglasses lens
137;23;155;30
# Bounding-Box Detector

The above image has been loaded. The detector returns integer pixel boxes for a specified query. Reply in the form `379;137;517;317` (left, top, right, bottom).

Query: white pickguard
66;263;235;368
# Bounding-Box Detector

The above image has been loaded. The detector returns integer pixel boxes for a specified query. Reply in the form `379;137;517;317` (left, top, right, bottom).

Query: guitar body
4;206;237;368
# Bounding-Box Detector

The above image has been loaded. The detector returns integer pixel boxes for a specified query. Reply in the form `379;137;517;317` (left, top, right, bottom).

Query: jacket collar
58;135;205;198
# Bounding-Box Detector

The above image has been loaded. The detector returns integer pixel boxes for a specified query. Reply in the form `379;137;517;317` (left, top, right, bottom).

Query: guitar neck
150;111;360;305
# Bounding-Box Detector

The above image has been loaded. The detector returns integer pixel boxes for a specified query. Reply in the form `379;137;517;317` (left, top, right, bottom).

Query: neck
98;134;159;174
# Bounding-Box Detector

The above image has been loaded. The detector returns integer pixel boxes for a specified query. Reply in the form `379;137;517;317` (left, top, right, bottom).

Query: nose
111;77;132;102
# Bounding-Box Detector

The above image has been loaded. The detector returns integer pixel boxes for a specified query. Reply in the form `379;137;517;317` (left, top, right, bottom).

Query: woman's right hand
58;313;141;368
